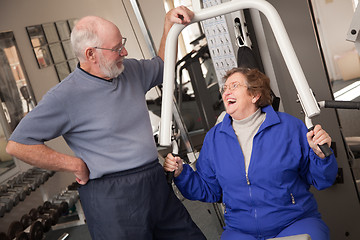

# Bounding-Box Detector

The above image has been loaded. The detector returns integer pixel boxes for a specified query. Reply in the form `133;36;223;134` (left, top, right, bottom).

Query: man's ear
85;47;96;61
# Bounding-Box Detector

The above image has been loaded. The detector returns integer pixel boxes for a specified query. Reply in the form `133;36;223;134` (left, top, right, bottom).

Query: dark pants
78;161;206;240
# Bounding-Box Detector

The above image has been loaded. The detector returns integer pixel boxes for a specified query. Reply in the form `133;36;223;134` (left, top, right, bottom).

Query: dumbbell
29;168;55;177
19;214;33;231
7;221;23;239
0;186;9;215
21;213;52;234
45;200;69;216
28;168;55;184
53;191;78;209
28;208;40;222
67;182;81;191
6;180;32;196
16;174;42;189
38;203;62;230
0;196;14;212
0;203;6;217
23;171;46;185
7;220;43;240
26;168;52;183
2;185;27;202
0;191;20;206
1;184;24;202
29;206;58;227
41;200;68;221
64;190;79;201
7;178;35;193
0;185;7;193
51;199;71;215
10;176;36;192
36;205;60;226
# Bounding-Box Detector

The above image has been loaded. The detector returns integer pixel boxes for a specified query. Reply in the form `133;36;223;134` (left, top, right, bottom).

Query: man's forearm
6;141;83;173
158;21;173;61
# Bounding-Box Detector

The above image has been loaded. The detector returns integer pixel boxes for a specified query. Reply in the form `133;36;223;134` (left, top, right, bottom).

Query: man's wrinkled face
98;50;125;79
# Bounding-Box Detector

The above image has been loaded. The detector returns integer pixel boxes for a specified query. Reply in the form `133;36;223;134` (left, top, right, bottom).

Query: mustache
117;57;124;63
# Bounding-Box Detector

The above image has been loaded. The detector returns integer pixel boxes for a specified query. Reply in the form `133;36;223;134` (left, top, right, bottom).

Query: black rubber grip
166;171;175;185
166;153;179;185
308;126;333;158
319;144;333;158
324;100;360;110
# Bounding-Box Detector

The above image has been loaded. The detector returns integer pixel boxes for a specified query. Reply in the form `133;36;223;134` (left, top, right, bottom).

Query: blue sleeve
174;134;222;202
306;149;338;190
9;92;71;145
298;122;338;190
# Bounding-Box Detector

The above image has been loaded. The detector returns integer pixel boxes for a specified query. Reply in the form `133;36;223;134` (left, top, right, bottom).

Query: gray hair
70;18;103;62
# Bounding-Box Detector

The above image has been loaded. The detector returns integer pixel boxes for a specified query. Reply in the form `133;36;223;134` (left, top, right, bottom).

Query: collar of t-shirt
77;63;113;82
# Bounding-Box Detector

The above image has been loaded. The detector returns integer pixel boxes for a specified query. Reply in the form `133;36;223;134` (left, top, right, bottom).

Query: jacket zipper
246;172;250;185
291;193;296;204
246;172;261;236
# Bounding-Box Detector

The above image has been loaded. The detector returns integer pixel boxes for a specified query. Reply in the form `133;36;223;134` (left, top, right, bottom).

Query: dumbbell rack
0;170;86;239
48;183;86;232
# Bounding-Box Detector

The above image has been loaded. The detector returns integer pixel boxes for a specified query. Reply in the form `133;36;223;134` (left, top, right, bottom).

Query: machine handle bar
305;117;333;158
307;126;333;158
166;140;179;185
318;100;360;110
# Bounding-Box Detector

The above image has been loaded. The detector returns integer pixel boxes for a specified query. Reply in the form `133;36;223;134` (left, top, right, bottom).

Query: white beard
98;53;124;79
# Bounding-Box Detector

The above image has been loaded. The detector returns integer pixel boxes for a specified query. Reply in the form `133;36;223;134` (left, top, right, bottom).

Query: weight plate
28;208;39;221
41;218;52;233
42;201;52;210
60;201;69;214
15;231;29;240
29;221;43;240
7;221;23;239
20;214;32;229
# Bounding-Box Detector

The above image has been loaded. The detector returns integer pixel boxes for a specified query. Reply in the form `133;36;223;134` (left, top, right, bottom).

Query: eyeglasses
219;81;248;95
94;37;127;56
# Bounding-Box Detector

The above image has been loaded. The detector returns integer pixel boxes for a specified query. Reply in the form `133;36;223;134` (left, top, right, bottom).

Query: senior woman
164;67;338;240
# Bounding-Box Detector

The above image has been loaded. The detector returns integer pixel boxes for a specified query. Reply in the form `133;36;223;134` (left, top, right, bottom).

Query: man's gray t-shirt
10;57;163;179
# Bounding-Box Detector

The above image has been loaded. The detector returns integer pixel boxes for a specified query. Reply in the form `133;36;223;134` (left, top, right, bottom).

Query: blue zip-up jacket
174;105;338;238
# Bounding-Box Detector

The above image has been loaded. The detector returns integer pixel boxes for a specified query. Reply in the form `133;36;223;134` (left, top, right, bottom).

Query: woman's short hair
223;67;273;108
